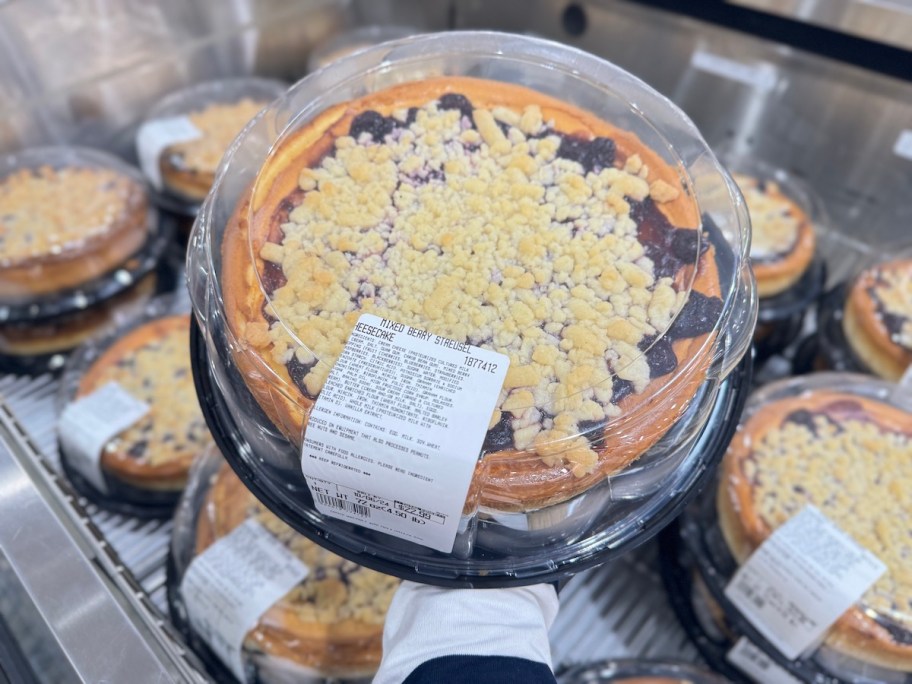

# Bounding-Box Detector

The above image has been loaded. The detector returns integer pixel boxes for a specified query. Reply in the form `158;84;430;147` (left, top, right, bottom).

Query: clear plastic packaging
0;146;158;307
664;372;912;683
135;77;287;211
168;446;399;683
187;31;757;585
794;245;912;381
57;296;210;517
307;25;421;72
557;658;728;683
719;153;829;360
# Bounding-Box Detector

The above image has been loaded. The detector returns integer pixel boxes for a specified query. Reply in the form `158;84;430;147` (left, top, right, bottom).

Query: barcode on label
315;493;370;517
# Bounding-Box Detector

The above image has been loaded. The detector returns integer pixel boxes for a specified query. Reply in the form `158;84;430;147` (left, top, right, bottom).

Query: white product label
724;505;886;659
135;116;202;189
180;519;308;681
894;130;912;160
301;314;509;553
691;50;777;91
727;637;802;684
58;382;150;494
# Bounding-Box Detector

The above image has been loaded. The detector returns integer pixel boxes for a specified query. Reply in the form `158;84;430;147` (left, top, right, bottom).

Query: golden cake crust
0;165;149;300
195;463;395;677
844;258;912;381
719;391;912;671
77;315;208;491
222;76;724;512
733;173;815;299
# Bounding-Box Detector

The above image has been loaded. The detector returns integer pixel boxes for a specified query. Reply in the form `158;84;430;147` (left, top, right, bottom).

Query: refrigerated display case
1;0;911;680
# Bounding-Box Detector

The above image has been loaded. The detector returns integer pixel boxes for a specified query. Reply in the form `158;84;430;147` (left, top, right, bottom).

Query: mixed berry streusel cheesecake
0;163;148;301
73;315;209;492
160;99;268;202
844;258;912;381
719;390;912;671
223;76;727;511
732;173;815;299
194;461;399;679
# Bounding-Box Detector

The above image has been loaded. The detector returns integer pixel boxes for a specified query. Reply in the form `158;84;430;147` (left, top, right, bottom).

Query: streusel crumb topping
258;94;718;475
95;319;210;466
733;173;802;262
746;402;912;632
0;165;141;265
167;99;267;174
869;264;912;351
251;501;398;625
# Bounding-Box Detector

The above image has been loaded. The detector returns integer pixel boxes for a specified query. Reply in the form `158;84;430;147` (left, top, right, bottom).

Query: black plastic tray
58;449;182;520
753;257;826;362
191;316;752;588
792;283;867;377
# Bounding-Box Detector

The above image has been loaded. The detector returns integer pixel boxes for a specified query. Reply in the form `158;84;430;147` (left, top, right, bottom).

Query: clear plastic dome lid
188;31;756;585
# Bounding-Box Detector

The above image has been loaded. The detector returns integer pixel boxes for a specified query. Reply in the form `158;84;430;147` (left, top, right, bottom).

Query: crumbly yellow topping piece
870;264;912;351
733;173;802;260
167;99;267;175
259;99;693;476
747;408;912;631
97;322;210;466
252;503;399;625
0;165;141;265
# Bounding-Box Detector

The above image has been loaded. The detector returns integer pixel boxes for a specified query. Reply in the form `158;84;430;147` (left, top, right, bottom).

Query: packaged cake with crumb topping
169;446;399;683
57;296;211;517
0;146;155;306
719;154;828;361
136;78;286;209
667;372;912;684
187;32;757;584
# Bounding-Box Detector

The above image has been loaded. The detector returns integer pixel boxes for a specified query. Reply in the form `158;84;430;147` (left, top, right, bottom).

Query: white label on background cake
135;115;202;189
724;505;885;660
727;637;802;684
894;130;912;161
181;518;308;681
691;50;777;91
301;313;509;553
58;382;150;494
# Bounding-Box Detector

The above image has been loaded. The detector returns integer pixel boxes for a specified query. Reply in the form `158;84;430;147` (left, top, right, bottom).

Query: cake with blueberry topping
719;390;912;671
160;99;268;202
0;163;148;301
223;77;727;511
72;315;209;493
844;258;912;381
194;461;399;679
732;173;815;299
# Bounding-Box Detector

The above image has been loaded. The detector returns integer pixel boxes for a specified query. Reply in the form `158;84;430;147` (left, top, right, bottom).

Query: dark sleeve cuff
403;654;558;684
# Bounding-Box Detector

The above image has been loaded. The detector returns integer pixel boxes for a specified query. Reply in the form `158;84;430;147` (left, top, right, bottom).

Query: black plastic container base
59;447;181;520
753;257;826;363
792;283;868;377
190;318;753;588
